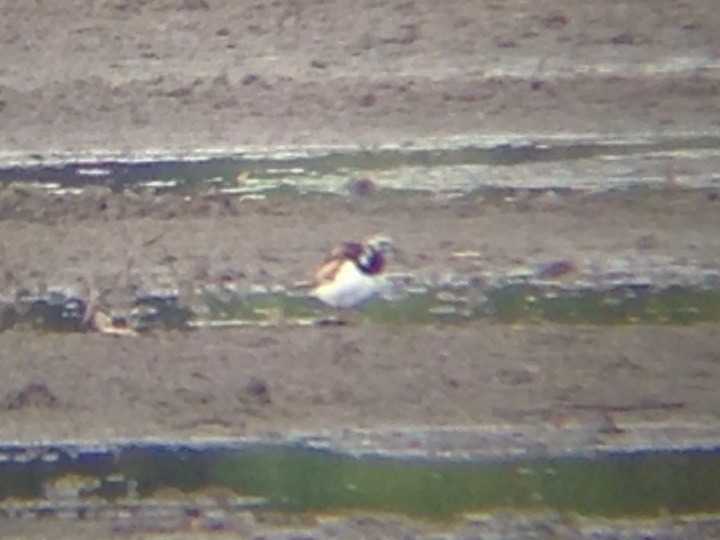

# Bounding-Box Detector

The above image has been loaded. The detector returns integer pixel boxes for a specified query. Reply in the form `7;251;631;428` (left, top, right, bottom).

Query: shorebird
310;235;397;309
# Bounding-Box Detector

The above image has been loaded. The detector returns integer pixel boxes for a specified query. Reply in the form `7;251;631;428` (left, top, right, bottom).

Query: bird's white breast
312;260;386;308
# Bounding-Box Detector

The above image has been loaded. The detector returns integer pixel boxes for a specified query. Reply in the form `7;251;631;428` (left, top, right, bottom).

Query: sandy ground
1;189;720;296
0;189;718;443
2;1;720;537
0;0;719;155
3;512;720;540
2;323;720;441
3;512;719;540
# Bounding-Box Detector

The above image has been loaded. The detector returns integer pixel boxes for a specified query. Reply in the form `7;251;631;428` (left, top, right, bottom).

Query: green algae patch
2;443;720;519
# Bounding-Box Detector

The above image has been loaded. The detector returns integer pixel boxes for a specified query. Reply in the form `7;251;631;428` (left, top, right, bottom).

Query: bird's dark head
355;235;396;275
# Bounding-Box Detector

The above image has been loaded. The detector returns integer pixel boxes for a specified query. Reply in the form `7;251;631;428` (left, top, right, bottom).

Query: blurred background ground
1;2;720;537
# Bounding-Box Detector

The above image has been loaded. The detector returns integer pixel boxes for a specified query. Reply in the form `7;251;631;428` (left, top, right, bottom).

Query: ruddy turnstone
310;235;396;308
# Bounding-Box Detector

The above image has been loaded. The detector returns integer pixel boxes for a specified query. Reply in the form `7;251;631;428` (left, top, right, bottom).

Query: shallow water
192;280;720;327
8;275;720;332
2;133;719;194
1;440;720;519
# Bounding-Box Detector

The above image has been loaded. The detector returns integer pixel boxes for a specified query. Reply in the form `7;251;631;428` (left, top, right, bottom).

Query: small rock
314;317;352;327
204;517;230;531
544;13;569;28
245;376;268;395
3;382;57;410
244;376;271;404
496;368;534;386
610;33;635;45
242;74;260;86
218;269;247;282
495;38;517;48
345;177;375;197
182;0;209;10
636;233;658;250
535;259;575;279
468;275;486;288
359;93;377;107
310;59;327;69
381;23;418;45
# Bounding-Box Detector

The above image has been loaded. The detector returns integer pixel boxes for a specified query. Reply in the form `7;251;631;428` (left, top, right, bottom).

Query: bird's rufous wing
313;242;363;286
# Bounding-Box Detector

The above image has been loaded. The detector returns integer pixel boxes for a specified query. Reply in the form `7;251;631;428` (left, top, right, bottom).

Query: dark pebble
544;13;569;28
245;376;271;404
610;33;635;45
468;275;486;288
536;259;575;279
495;38;517;48
636;233;658;250
205;518;229;531
359;93;377;107
497;368;534;386
345;177;375;197
242;74;260;86
3;382;57;410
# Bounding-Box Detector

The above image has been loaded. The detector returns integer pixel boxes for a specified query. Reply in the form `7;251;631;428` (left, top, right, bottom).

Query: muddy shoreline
3;511;718;540
2;0;720;537
1;426;720;539
1;188;720;290
2;0;720;154
2;323;719;442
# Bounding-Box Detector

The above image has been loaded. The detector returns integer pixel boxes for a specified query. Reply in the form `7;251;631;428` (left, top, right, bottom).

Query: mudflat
1;1;720;538
0;0;719;154
0;186;718;440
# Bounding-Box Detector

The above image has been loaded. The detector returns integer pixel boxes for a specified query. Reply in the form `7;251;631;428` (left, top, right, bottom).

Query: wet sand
0;189;719;442
2;189;720;296
1;0;719;155
2;323;720;442
2;512;718;540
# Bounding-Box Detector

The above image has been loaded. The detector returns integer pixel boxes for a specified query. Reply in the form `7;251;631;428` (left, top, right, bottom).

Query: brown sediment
1;0;720;537
0;324;719;441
